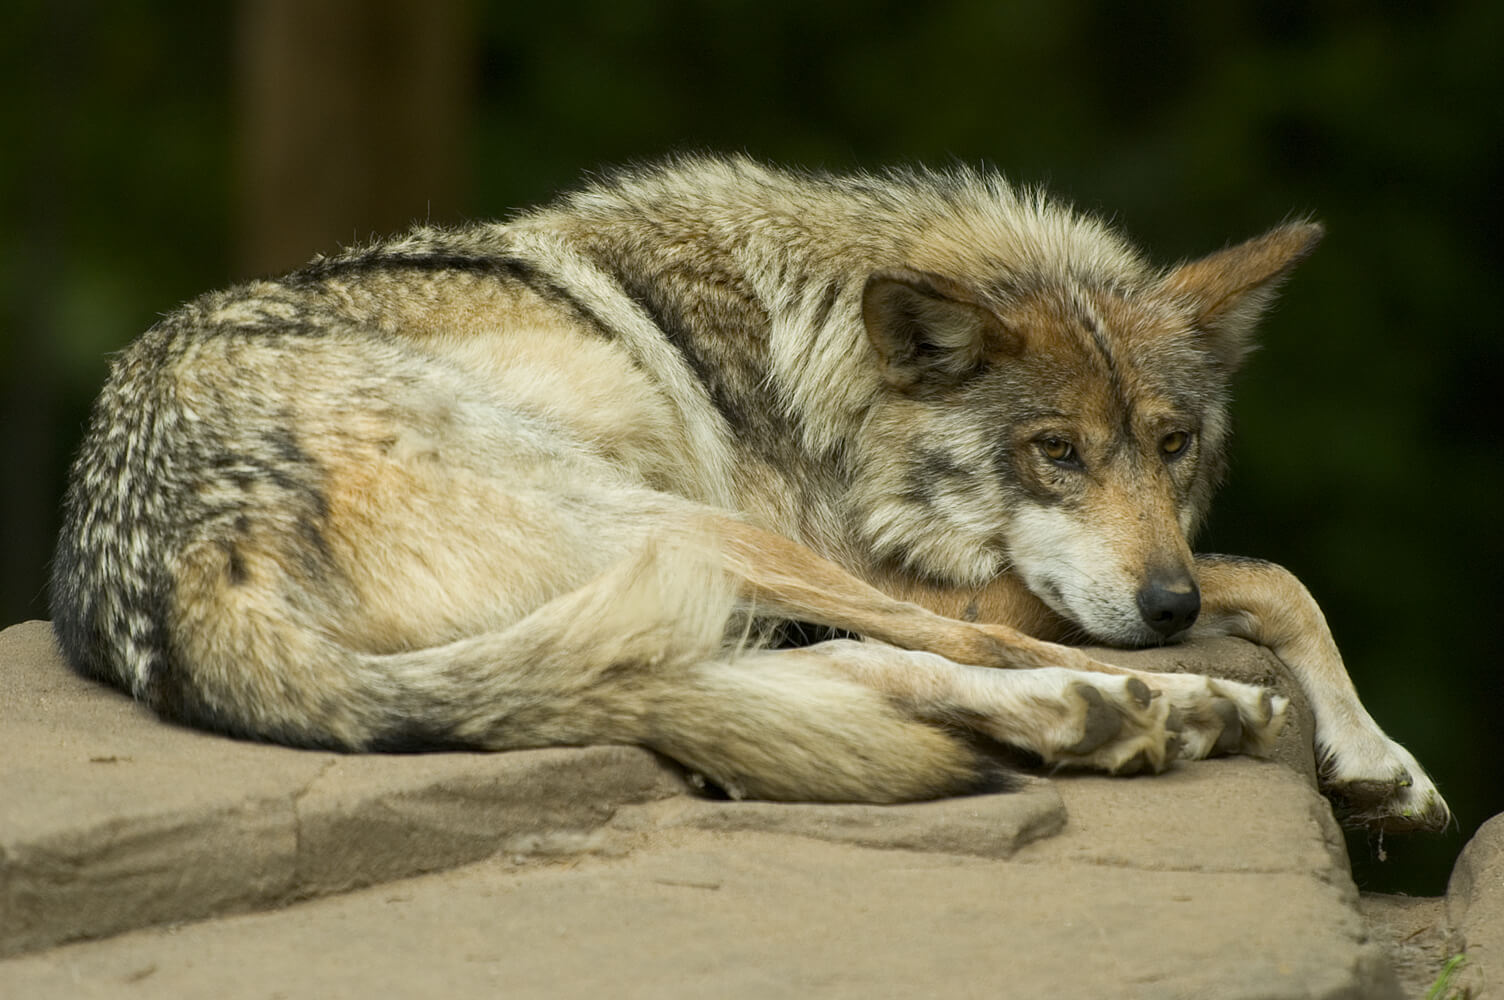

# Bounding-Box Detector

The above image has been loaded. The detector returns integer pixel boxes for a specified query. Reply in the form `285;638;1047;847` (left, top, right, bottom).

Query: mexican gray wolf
50;156;1447;830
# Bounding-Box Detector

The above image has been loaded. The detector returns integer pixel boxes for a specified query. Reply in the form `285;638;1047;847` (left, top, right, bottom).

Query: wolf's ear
862;268;1017;391
1164;222;1324;370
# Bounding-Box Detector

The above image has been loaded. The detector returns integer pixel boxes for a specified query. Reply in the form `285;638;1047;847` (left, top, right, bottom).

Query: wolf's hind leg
802;641;1178;775
805;640;1293;774
645;648;1009;802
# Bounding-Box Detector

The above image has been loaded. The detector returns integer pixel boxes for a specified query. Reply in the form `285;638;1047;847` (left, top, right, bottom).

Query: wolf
51;156;1446;830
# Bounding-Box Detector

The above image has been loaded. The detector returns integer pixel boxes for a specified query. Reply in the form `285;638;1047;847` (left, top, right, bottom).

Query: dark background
3;1;1499;895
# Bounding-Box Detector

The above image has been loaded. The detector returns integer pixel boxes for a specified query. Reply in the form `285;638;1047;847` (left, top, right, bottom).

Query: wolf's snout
1137;571;1201;638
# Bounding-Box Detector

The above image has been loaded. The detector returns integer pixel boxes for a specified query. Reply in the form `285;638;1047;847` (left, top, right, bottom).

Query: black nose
1136;571;1200;638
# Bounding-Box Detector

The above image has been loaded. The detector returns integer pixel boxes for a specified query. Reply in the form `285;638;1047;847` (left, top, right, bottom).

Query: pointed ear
1164;222;1324;370
862;268;1017;391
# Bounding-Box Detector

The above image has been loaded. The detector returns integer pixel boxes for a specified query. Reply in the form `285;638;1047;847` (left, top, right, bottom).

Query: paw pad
1065;684;1125;754
1125;677;1153;709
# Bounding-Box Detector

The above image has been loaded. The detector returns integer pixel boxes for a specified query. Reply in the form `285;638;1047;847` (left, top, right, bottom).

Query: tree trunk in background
234;0;474;278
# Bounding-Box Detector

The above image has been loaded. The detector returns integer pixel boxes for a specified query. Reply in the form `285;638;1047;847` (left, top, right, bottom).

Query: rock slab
1448;812;1504;997
0;619;1408;998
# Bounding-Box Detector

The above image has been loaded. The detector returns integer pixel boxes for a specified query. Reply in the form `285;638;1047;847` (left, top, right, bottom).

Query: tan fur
51;157;1445;828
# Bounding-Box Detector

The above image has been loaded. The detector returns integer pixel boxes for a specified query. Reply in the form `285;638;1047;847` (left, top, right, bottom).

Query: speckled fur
49;158;1444;824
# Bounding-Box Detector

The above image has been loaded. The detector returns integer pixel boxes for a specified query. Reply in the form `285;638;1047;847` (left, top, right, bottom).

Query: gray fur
50;158;1441;825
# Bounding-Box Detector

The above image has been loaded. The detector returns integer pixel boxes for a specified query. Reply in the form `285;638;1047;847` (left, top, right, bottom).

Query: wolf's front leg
1194;554;1450;832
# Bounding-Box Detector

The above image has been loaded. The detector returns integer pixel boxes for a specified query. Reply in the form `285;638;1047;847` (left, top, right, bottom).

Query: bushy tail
350;538;1001;802
150;532;1000;802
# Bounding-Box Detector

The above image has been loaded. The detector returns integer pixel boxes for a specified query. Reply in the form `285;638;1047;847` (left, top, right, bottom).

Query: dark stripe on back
288;250;537;284
287;251;619;341
612;271;751;430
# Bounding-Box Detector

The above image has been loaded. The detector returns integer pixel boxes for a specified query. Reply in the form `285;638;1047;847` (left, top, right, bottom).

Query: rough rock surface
0;618;1485;998
1447;812;1504;997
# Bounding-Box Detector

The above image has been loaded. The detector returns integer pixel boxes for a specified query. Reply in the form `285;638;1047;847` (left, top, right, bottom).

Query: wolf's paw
1031;674;1180;776
1319;731;1450;832
1134;672;1289;761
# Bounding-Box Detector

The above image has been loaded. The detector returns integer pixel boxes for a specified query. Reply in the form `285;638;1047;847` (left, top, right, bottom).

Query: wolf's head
854;222;1322;646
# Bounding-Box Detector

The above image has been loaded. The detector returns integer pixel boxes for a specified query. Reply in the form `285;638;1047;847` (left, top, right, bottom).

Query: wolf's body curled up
51;157;1446;830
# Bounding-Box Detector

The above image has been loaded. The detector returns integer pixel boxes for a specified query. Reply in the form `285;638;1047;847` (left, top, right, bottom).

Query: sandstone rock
1448;811;1504;997
2;618;1399;998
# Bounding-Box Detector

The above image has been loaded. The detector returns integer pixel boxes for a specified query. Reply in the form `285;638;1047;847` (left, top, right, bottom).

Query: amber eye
1039;437;1077;464
1160;431;1191;458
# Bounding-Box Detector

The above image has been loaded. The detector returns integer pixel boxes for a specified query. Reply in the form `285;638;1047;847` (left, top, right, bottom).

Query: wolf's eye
1160;431;1191;459
1039;437;1077;464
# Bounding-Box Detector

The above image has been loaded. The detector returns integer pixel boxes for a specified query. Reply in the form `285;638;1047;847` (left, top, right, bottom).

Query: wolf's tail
364;540;1003;802
143;537;1001;803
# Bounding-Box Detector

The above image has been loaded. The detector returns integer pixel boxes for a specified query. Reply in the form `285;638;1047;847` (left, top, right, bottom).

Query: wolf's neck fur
497;158;1168;578
519;157;1148;457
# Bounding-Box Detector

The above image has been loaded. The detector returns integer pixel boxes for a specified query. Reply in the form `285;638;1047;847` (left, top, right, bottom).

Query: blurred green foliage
3;0;1499;894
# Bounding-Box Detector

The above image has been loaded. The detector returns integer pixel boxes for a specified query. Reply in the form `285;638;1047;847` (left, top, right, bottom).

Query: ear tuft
1164;222;1324;370
861;268;1014;391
